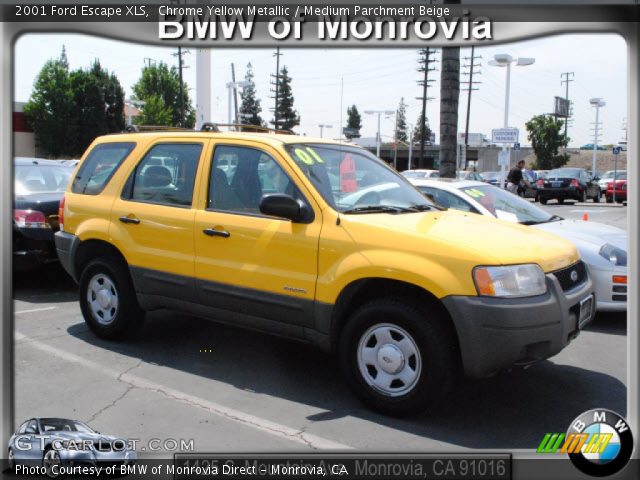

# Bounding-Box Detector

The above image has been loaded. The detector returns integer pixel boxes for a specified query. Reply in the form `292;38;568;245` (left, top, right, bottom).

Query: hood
46;431;119;442
340;209;579;272
533;220;627;251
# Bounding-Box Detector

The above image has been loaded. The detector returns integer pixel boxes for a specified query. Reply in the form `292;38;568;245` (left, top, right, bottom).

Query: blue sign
514;142;521;151
612;146;621;155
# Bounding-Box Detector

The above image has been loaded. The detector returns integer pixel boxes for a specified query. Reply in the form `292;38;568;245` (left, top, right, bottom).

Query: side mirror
259;194;309;222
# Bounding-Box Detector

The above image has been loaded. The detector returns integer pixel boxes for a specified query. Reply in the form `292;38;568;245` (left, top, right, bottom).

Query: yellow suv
55;125;595;415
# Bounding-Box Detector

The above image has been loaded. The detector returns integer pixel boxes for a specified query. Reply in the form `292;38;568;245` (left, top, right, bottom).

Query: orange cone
583;212;589;221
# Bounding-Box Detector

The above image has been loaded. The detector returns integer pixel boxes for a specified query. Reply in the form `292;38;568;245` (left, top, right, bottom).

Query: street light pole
318;124;333;138
226;80;251;125
489;54;535;189
365;109;395;158
590;98;606;177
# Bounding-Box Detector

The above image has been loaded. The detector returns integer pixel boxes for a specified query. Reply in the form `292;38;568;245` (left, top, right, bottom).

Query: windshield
460;184;555;225
548;168;582;178
15;165;72;195
39;419;95;433
602;171;626;180
285;144;433;213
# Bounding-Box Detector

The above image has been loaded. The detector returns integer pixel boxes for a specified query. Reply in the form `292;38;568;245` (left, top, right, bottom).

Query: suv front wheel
339;299;457;416
79;256;144;340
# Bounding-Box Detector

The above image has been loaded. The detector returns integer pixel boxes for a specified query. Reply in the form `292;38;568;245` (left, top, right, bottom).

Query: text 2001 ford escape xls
55;125;595;415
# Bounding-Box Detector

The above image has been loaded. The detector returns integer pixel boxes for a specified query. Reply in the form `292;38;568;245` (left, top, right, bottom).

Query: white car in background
598;170;627;191
409;179;627;313
401;169;440;179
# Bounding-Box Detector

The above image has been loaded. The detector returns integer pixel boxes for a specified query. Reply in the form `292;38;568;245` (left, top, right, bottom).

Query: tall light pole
407;122;414;170
590;98;606;176
226;80;250;125
489;54;535;188
364;110;395;158
318;124;333;138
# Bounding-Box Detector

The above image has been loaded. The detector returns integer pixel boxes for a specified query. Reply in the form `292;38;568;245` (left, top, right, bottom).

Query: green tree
395;98;408;143
135;95;173;126
23;49;74;157
413;113;432;146
69;60;125;154
525;114;569;169
272;66;299;131
345;105;362;139
132;62;194;128
239;63;265;126
439;46;460;178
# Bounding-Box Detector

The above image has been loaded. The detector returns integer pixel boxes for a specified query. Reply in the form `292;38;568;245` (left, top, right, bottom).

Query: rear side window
72;142;135;195
125;143;203;207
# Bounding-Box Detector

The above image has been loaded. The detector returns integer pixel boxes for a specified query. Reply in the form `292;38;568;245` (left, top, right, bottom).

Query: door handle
119;216;140;225
203;228;230;238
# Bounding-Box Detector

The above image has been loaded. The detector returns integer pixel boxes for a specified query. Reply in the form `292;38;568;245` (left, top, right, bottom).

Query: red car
606;175;627;203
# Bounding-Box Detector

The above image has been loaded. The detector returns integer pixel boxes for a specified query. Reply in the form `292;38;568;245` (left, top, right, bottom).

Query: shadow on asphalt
13;262;78;304
66;308;627;450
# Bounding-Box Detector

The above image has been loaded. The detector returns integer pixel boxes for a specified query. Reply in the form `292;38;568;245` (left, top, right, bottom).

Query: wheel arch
74;239;129;281
329;277;461;359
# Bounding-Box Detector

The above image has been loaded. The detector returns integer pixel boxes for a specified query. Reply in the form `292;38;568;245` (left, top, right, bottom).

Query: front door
193;143;321;328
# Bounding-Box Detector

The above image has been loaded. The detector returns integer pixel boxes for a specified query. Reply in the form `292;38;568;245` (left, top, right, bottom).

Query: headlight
599;243;627;266
473;264;547;298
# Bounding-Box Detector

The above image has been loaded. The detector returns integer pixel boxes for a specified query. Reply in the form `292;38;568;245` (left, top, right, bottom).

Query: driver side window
25;420;38;434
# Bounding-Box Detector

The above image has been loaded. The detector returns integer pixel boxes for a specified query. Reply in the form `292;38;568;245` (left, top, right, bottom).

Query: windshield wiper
409;203;436;211
343;205;415;214
521;215;564;226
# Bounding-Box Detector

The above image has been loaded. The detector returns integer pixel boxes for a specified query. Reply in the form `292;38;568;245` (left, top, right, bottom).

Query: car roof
409;178;485;190
14;157;70;166
99;131;358;149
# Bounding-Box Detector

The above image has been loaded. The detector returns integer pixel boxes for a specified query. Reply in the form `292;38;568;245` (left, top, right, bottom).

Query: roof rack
123;125;193;133
200;122;295;135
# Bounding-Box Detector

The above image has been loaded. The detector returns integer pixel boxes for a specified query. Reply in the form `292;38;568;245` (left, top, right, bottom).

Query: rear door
110;139;208;302
193;141;322;330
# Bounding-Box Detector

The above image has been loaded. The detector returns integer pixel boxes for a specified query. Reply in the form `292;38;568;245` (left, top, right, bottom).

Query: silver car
410;179;627;312
8;418;136;471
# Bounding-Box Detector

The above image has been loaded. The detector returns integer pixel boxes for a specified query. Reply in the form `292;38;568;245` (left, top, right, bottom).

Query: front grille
553;261;588;292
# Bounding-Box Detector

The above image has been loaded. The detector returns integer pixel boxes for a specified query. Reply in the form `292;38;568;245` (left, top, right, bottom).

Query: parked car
56;126;594;416
536;167;601;204
8;418;136;471
400;169;439;179
480;171;500;185
14;157;75;270
599;170;626;191
456;170;484;182
580;144;606;151
410;178;627;312
518;170;538;200
606;175;627;203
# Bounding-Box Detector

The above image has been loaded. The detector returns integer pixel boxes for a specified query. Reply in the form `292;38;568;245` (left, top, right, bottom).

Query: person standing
506;159;530;194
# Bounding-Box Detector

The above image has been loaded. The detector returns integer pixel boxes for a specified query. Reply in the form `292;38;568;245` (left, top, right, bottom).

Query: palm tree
438;46;460;178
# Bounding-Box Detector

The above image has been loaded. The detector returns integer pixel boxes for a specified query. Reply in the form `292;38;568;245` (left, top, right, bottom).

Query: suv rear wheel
339;299;457;416
79;256;144;340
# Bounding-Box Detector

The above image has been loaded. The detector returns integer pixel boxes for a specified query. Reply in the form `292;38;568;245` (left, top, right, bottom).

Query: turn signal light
612;275;627;284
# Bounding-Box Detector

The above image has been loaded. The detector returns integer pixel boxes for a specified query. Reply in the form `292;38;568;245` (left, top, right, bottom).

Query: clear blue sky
14;33;628;146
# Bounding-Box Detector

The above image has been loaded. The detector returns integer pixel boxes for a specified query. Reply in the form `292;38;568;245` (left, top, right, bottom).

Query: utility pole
231;63;239;123
144;58;157;68
172;47;190;127
416;48;437;168
560;72;574;140
271;47;283;130
461;46;482;168
589;97;606;177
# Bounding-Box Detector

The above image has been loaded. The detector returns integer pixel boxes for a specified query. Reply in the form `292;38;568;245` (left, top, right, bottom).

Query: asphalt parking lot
13;203;627;455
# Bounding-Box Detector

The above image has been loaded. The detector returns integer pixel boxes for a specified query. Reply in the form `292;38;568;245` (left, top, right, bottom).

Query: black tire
578;189;586;203
558;197;565;205
79;256;144;340
42;447;61;478
593;189;600;203
606;195;613;203
8;448;15;470
540;197;548;205
339;299;458;416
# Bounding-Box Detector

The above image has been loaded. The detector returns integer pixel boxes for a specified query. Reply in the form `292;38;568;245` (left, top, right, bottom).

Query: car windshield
460;184;557;225
548;168;581;178
39;419;95;433
15;165;72;195
285;144;434;213
603;171;626;179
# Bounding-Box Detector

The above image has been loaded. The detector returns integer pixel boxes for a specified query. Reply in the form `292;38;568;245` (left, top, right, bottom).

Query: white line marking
14;331;351;450
14;306;57;315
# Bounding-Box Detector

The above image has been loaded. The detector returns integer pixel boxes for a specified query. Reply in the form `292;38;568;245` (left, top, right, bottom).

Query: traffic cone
583;212;589;221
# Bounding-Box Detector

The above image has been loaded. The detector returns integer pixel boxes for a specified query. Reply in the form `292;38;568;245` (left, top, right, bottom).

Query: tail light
14;209;49;229
607;182;614;191
536;179;544;187
58;195;66;232
570;179;579;187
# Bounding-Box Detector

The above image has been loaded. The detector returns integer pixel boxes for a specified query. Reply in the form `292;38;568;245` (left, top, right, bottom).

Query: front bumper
442;273;595;378
590;264;627;312
59;448;137;466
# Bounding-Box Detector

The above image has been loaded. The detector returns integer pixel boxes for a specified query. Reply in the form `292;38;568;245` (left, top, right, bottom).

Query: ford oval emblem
570;270;578;282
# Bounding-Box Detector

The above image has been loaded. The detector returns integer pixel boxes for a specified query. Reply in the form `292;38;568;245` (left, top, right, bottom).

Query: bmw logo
567;409;633;476
570;270;579;282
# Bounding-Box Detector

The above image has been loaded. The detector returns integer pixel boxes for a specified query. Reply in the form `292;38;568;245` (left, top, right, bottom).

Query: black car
537;167;601;205
14;158;74;270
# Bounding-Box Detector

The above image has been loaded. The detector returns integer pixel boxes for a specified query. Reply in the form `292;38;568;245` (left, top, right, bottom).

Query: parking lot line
14;306;57;315
14;331;352;451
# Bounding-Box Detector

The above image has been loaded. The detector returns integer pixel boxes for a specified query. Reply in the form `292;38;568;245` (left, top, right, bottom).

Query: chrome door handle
203;228;230;238
119;216;140;225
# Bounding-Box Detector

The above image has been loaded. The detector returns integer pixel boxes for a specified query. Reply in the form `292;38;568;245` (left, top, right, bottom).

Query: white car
409;179;627;312
598;170;626;191
401;169;440;179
